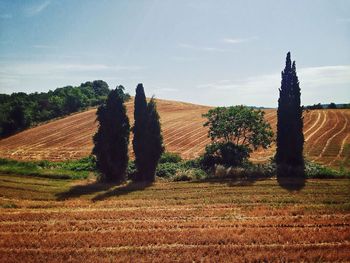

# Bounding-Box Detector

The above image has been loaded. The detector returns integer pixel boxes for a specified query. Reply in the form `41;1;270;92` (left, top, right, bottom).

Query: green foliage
132;84;148;181
92;86;130;183
276;52;304;167
159;152;182;164
0;80;131;138
202;106;272;168
203;105;273;151
173;168;207;181
156;162;181;178
0;157;94;179
201;142;250;169
304;161;349;179
132;84;164;182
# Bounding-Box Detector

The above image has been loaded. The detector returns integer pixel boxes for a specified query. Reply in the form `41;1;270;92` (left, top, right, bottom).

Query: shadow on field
56;181;152;201
194;174;273;187
92;181;152;201
277;165;306;191
56;181;114;200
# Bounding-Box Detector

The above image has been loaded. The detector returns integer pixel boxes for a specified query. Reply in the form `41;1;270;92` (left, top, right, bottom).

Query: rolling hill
0;98;349;169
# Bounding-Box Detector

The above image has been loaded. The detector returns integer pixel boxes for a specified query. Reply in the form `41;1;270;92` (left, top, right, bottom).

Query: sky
0;0;349;107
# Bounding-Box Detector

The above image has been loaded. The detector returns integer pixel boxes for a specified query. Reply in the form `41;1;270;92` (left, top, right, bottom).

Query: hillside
0;98;349;169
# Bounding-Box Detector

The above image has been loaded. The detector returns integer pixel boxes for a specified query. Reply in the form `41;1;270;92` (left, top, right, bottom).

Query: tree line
0;80;130;138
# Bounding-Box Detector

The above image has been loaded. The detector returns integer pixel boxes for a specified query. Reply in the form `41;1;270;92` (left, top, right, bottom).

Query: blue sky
0;0;349;107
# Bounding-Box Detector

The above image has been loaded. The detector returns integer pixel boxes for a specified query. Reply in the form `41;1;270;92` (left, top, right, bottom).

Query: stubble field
0;174;349;262
0;99;349;169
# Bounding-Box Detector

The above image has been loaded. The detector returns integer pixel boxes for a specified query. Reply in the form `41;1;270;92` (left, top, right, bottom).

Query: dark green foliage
0;80;114;138
132;84;164;182
328;102;337;109
159;152;182;164
203;105;273;168
276;52;304;167
132;84;148;181
92;86;130;183
201;142;250;169
143;98;165;181
156;162;180;178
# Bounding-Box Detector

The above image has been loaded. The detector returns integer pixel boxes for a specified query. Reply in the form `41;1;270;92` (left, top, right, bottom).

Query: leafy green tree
276;52;304;167
203;105;273;167
92;86;130;183
132;83;148;181
328;102;337;109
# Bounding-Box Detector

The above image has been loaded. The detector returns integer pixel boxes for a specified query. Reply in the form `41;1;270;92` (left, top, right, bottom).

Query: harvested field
0;174;349;262
0;98;349;169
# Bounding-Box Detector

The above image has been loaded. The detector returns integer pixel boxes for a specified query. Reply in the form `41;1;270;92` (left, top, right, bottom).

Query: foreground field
0;98;349;169
0;174;349;262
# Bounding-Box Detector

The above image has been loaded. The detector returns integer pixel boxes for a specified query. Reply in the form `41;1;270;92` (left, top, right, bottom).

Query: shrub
159;152;182;164
173;168;207;181
201;142;250;169
156;162;181;178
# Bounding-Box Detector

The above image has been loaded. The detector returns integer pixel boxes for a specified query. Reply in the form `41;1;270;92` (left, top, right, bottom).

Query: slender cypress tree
276;52;304;168
132;83;148;181
92;86;130;183
144;97;164;181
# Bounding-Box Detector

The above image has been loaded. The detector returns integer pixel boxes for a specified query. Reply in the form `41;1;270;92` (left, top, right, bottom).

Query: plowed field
0;174;349;262
0;99;349;169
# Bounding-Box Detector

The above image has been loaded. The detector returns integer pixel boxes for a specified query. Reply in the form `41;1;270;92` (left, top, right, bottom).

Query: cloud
222;36;258;44
0;62;143;92
196;65;350;106
24;0;51;17
0;14;12;19
178;43;227;52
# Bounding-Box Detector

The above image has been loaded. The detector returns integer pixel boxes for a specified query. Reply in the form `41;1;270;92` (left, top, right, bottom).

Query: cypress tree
92;86;130;183
132;83;148;181
144;97;164;181
276;52;304;168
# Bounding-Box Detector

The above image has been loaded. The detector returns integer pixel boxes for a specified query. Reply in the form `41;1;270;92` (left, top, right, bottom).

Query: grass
0;157;95;180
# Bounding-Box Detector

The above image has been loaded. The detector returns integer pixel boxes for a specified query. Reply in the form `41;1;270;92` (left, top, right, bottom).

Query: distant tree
276;52;304;167
328;102;337;109
143;97;164;181
203;106;273;167
132;83;148;181
92;86;130;183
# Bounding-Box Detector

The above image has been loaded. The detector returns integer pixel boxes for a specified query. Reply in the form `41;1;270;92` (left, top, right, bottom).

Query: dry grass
0;99;349;169
0;173;349;262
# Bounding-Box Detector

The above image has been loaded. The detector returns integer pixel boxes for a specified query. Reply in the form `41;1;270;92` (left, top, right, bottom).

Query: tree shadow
56;180;115;200
193;173;273;187
56;180;153;201
277;165;306;191
91;181;152;202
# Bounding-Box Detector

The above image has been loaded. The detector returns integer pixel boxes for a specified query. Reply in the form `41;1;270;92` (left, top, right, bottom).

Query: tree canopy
203;105;273;151
92;86;130;183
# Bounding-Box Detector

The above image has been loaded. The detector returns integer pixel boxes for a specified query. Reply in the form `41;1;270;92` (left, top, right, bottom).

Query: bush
173;168;207;181
201;142;250;169
156;162;181;178
159;152;182;164
126;161;137;180
304;161;349;178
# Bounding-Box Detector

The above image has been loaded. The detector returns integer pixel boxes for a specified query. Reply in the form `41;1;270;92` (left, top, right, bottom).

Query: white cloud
178;43;227;52
196;65;350;106
0;14;12;19
24;0;51;17
222;36;258;44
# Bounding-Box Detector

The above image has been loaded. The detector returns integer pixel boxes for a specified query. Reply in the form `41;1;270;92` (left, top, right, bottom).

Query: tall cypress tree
132;83;148;181
276;52;304;168
144;97;164;181
92;86;130;183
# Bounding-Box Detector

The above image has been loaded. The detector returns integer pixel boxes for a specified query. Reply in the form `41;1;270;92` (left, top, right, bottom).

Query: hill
0;98;349;169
